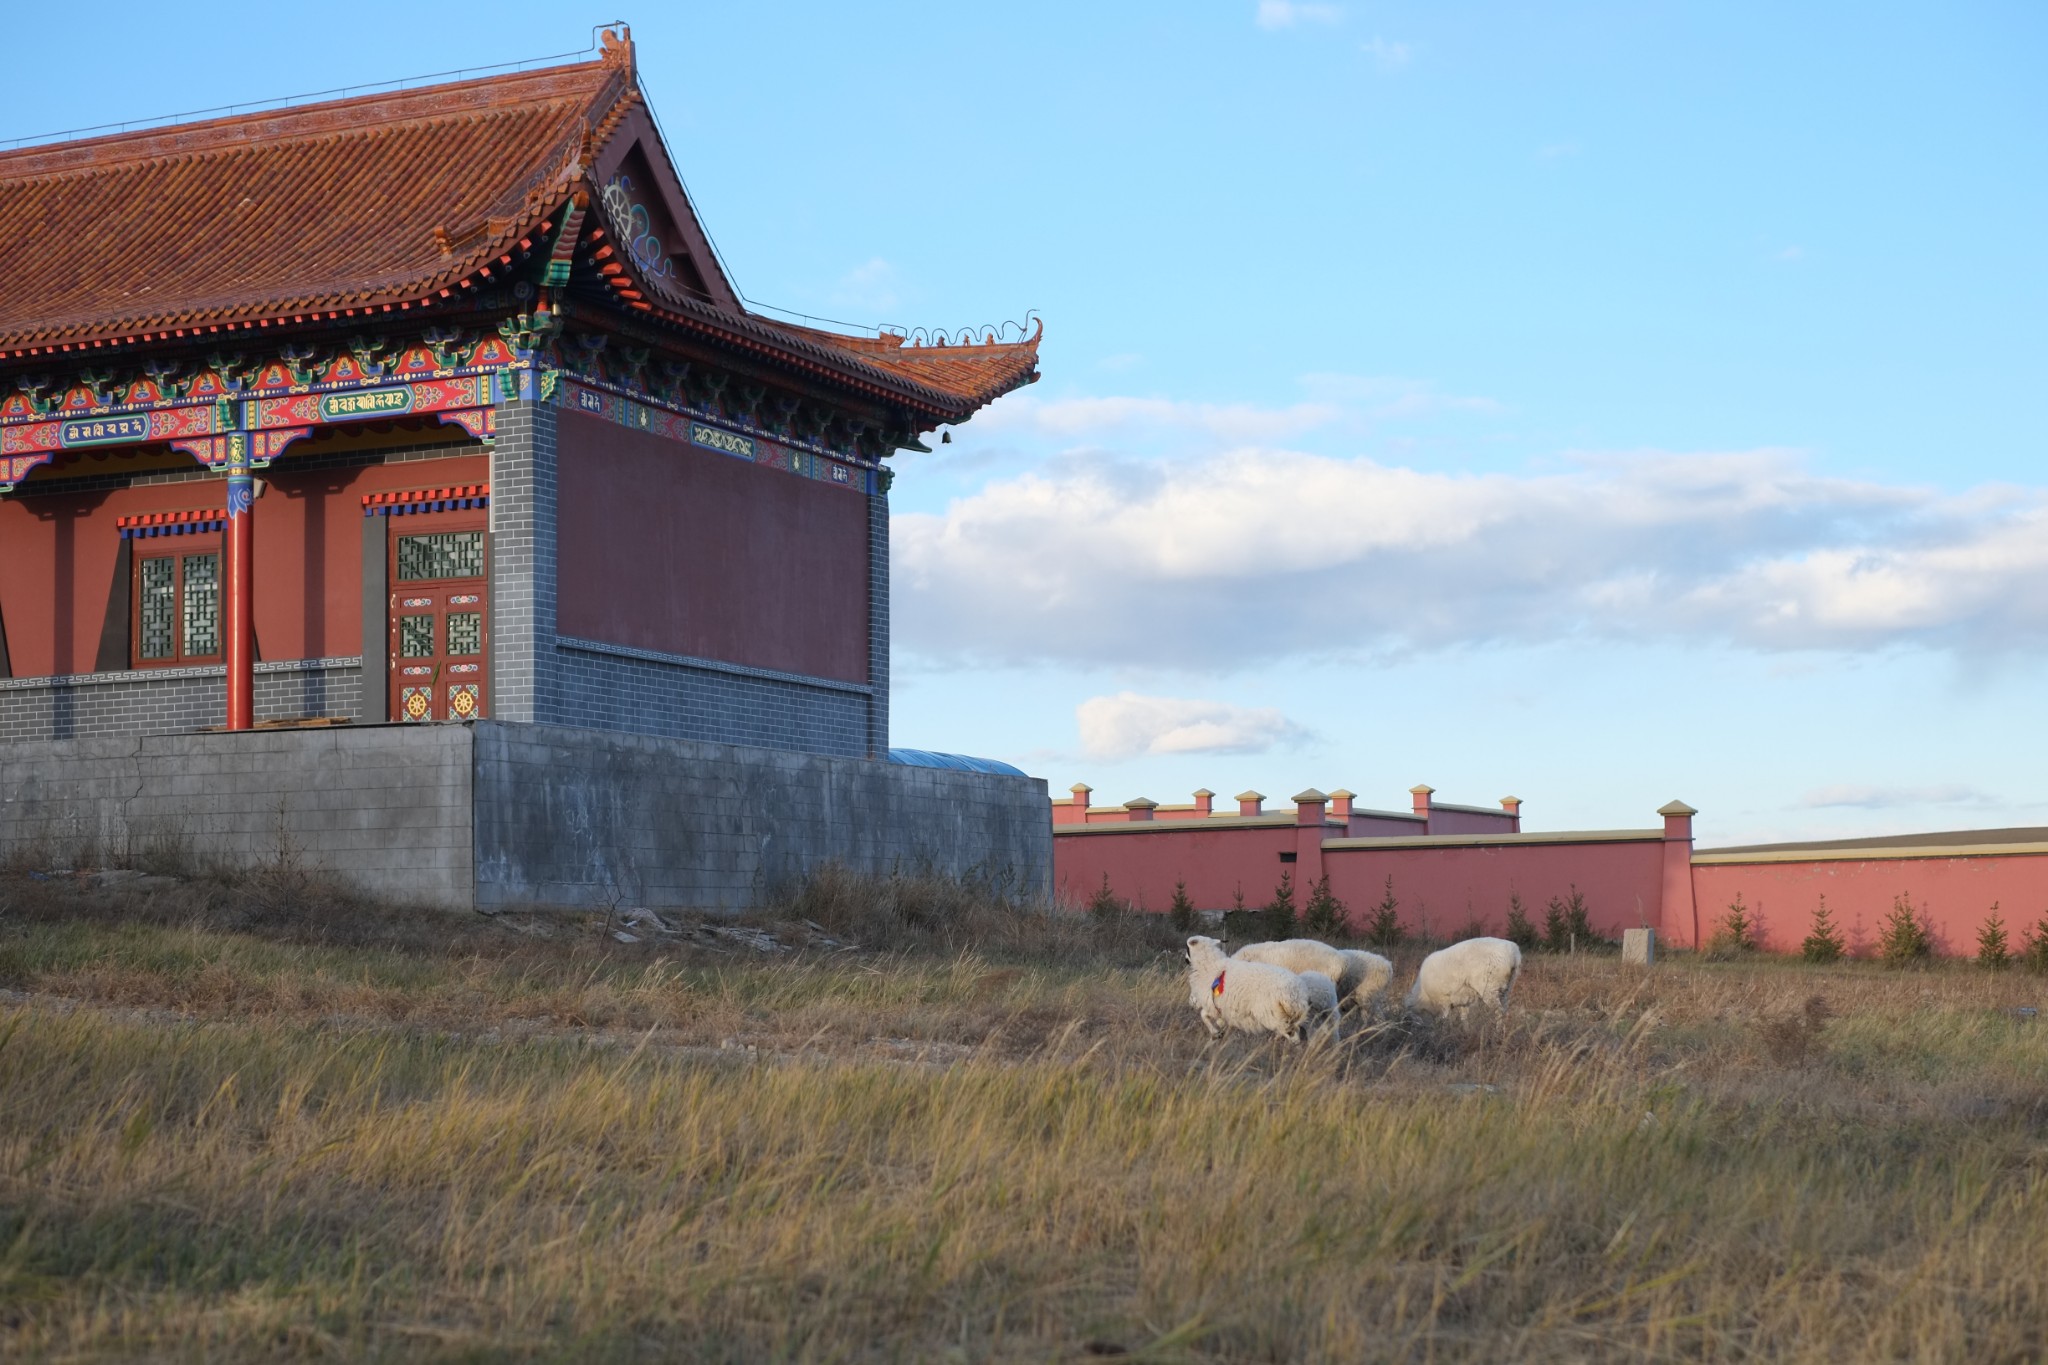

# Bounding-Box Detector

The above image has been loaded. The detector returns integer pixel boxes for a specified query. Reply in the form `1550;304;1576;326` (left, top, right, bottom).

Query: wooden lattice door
388;520;488;722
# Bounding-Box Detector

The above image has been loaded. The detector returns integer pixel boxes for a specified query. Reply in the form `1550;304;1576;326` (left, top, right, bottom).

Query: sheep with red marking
1235;939;1395;1013
1183;935;1312;1042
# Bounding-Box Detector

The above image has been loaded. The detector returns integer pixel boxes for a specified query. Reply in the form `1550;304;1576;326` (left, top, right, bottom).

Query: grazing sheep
1238;939;1394;1013
1405;937;1522;1018
1297;970;1341;1038
1185;936;1312;1041
1234;938;1348;985
1335;948;1395;1010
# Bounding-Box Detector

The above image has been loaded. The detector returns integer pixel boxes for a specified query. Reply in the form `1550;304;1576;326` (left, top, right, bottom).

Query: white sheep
1237;939;1394;1012
1297;969;1341;1038
1335;948;1395;1010
1404;937;1522;1018
1185;936;1312;1042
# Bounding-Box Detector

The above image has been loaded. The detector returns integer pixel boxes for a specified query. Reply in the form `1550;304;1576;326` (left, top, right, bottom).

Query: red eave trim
116;507;227;530
361;482;490;508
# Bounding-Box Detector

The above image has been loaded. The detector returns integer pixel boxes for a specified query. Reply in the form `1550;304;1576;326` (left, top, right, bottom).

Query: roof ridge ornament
598;23;634;76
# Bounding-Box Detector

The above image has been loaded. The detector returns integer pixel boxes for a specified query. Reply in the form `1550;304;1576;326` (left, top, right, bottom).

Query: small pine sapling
1877;893;1933;967
1542;895;1571;953
1168;878;1198;934
1564;884;1599;947
1363;874;1405;948
1264;870;1298;940
1302;874;1349;937
1711;893;1758;956
1977;904;2010;971
1801;895;1846;964
1503;892;1539;951
2019;913;2048;975
1087;873;1124;920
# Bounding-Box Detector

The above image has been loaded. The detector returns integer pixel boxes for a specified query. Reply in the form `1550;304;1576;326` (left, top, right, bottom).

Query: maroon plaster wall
555;410;869;684
0;451;487;677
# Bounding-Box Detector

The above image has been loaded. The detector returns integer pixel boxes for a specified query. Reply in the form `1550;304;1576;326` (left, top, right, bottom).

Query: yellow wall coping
1056;813;1314;834
1693;842;2048;866
1322;829;1664;851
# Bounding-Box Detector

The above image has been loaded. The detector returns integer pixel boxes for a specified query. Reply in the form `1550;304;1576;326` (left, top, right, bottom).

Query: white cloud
830;257;899;312
893;420;2048;671
971;378;1495;449
1077;692;1310;761
1360;36;1414;68
1257;1;1342;29
1801;784;1990;810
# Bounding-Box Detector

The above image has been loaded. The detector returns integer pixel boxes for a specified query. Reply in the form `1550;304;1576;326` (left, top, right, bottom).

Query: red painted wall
1058;822;1669;940
1691;855;2048;958
1054;824;1302;911
0;450;486;676
555;411;869;683
1322;841;1666;941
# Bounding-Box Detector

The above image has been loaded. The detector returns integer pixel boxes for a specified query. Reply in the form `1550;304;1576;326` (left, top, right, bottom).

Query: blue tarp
887;748;1027;777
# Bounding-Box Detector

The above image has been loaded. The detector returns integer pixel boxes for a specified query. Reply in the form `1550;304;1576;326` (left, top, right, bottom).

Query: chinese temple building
0;29;1051;908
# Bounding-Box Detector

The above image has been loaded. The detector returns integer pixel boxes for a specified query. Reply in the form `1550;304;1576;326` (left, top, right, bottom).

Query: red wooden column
224;432;255;730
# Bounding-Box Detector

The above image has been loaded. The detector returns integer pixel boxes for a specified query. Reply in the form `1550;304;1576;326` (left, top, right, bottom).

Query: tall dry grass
3;868;2048;1360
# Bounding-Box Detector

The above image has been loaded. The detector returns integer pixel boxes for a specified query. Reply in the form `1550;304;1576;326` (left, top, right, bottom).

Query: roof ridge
0;98;590;194
0;58;621;183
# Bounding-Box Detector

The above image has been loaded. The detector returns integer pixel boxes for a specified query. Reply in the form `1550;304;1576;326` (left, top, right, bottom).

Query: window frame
131;540;226;669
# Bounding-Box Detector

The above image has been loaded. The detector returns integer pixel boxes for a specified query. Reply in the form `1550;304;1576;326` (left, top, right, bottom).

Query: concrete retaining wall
0;719;1050;912
0;723;474;903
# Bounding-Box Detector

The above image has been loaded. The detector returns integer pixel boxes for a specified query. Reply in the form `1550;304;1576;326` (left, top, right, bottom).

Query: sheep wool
1335;948;1395;1009
1234;938;1348;984
1297;970;1341;1037
1185;936;1312;1041
1405;937;1522;1016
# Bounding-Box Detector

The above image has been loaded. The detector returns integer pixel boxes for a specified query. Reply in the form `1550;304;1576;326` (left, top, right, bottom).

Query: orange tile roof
0;60;627;350
0;32;1039;424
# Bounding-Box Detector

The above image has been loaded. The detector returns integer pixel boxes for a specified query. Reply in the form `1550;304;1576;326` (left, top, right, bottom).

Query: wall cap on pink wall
1292;788;1328;804
1236;790;1264;802
1500;796;1522;810
1070;783;1093;794
1324;828;1662;851
1409;784;1435;795
1327;788;1355;799
1192;788;1215;798
1123;797;1159;810
1058;813;1303;834
1694;841;2048;866
1657;800;1698;817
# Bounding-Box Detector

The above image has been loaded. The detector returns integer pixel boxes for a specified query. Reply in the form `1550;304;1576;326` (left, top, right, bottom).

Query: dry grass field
3;862;2048;1362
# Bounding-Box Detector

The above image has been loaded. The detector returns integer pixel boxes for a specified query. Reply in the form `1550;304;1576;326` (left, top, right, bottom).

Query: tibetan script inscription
319;388;415;421
61;416;151;447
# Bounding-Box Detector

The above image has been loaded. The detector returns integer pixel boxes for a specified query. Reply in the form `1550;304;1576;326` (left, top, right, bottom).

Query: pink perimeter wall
1320;840;1669;942
1057;823;1673;942
1055;793;2048;959
1692;853;2048;958
554;410;868;684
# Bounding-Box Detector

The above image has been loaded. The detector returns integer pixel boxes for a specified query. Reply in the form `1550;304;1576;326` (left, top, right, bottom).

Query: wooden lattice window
133;548;222;667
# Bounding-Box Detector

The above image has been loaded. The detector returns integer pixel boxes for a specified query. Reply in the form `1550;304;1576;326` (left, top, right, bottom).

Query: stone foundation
0;719;1049;911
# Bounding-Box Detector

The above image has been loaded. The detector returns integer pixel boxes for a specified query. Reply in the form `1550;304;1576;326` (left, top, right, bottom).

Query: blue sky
11;3;2044;843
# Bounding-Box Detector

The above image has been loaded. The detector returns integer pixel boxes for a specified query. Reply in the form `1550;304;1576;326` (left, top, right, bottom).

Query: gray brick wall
548;639;870;754
867;481;890;759
0;660;363;743
487;396;559;724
